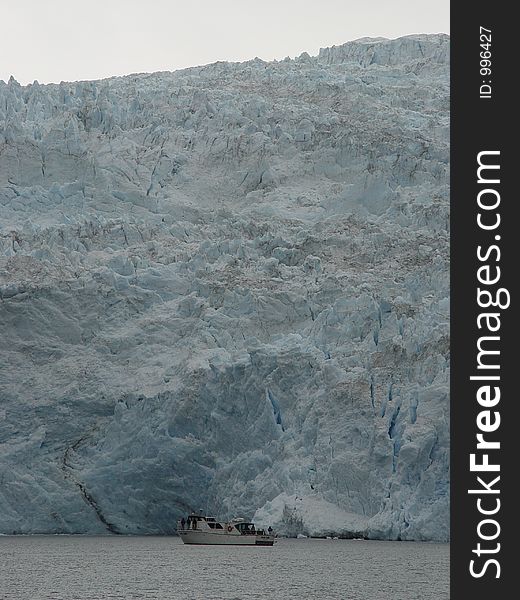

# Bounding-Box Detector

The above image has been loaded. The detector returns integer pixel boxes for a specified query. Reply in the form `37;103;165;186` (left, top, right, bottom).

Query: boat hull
179;529;274;546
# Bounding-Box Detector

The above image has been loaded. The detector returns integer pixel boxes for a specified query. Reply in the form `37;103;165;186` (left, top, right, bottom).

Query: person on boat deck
268;526;273;534
180;518;185;529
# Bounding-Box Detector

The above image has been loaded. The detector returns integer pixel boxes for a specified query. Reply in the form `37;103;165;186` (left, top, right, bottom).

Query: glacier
0;34;449;541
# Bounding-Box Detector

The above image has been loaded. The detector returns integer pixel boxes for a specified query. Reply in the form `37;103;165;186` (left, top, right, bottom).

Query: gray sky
1;0;449;85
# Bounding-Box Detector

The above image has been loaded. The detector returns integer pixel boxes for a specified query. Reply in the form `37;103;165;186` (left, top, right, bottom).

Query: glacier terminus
0;35;449;541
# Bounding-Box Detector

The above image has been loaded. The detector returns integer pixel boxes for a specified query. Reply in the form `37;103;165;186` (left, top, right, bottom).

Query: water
0;536;449;600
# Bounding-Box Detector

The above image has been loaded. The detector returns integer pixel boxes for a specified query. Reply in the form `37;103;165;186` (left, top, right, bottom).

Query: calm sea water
0;535;449;600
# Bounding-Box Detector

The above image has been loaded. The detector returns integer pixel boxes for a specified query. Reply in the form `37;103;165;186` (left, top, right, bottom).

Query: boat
177;514;275;546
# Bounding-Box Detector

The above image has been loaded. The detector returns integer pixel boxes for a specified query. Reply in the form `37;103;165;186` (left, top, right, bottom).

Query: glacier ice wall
0;35;449;540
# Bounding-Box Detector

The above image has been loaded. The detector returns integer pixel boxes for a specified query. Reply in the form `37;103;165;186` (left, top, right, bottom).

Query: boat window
215;523;223;529
208;523;215;529
235;522;255;533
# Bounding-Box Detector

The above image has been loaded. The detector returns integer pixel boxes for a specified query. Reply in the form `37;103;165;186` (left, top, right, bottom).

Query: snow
254;493;369;538
0;34;449;540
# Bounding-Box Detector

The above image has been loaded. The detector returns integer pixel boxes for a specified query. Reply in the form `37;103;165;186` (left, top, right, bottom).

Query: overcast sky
1;0;449;85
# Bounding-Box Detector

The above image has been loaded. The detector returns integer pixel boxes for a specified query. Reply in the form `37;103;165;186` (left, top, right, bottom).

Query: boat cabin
181;515;267;535
234;522;257;535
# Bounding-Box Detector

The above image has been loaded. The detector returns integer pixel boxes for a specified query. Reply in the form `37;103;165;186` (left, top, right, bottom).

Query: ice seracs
0;34;449;541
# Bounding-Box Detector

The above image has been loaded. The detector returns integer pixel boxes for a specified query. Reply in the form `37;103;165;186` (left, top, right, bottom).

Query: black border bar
451;3;515;596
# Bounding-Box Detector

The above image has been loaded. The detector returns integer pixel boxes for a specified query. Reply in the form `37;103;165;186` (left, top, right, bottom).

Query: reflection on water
0;535;449;600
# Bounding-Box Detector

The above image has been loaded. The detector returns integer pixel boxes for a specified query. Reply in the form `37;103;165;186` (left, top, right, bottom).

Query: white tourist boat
177;514;275;546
